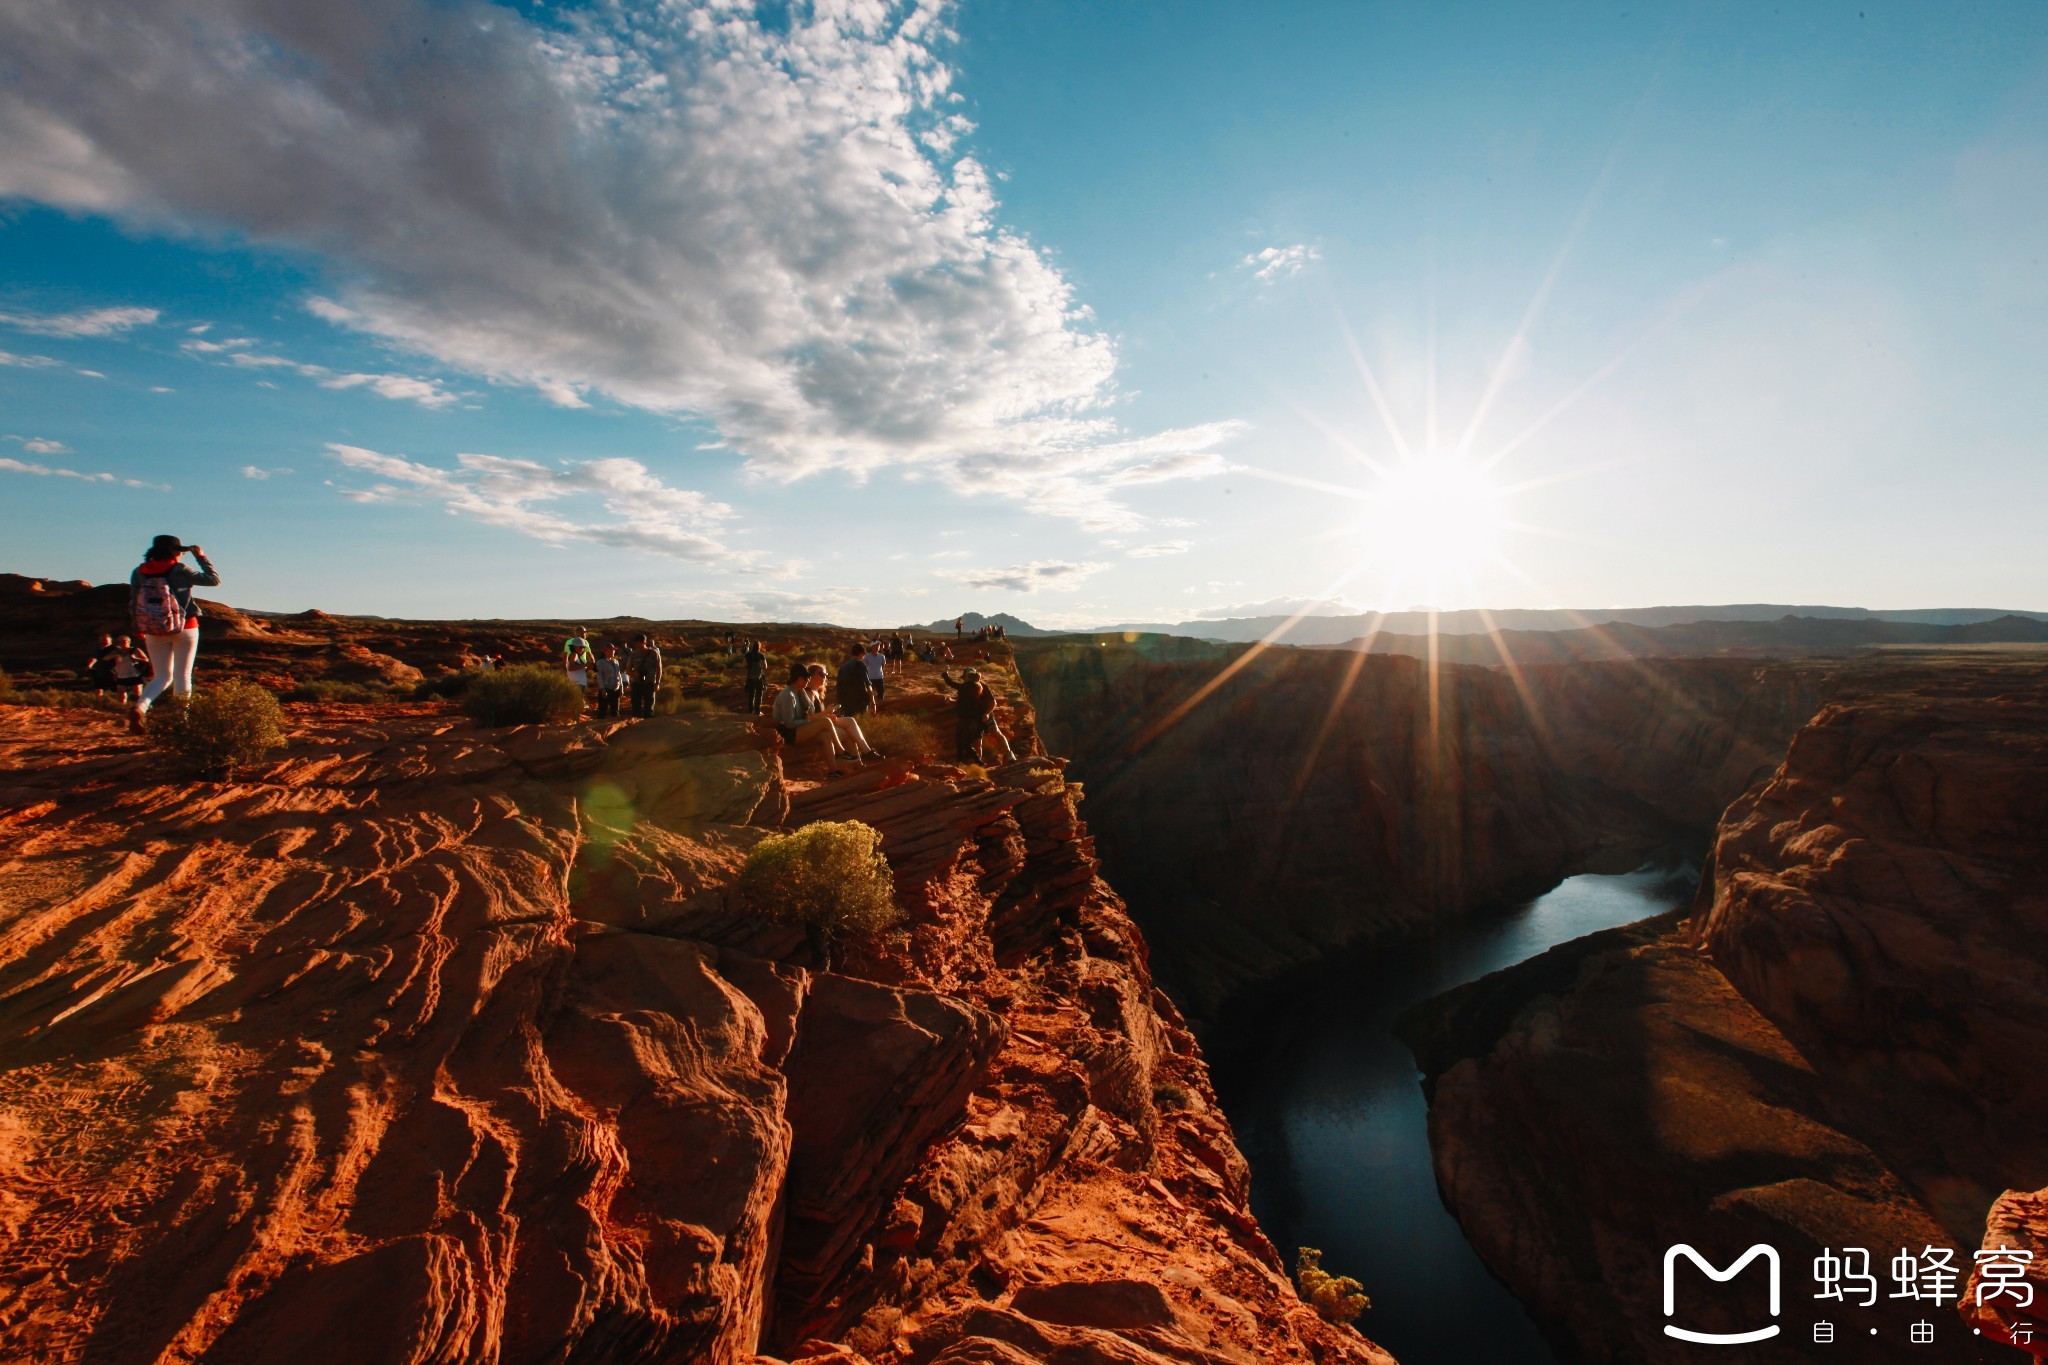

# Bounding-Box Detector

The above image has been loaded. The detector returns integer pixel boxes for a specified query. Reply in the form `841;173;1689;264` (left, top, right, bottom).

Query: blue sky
2;0;2044;625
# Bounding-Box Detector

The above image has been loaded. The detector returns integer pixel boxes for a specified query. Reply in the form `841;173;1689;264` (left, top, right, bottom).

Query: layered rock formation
0;704;1390;1365
1013;638;1834;1019
1403;663;2048;1363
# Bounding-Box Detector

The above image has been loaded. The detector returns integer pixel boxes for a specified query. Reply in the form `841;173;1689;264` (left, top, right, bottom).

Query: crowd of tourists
93;533;1017;776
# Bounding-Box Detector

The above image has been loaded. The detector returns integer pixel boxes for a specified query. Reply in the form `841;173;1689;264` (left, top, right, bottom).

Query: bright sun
1362;456;1508;594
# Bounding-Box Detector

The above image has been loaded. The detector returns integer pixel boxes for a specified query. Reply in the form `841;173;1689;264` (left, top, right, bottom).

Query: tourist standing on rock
742;638;767;713
954;616;963;639
627;633;663;718
836;641;873;716
939;666;997;763
592;645;626;718
128;535;219;730
863;639;888;707
84;633;116;697
563;628;592;682
109;636;147;707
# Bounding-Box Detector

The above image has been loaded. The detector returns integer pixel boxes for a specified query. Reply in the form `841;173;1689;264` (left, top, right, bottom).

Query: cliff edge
0;704;1391;1365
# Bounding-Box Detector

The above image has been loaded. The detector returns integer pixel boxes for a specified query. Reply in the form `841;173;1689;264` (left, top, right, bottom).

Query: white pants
139;628;200;709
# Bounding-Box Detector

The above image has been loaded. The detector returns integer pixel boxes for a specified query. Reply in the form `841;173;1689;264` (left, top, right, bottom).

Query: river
1210;864;1700;1365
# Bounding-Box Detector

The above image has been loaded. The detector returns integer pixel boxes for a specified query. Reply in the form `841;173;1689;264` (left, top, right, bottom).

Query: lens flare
1361;456;1507;596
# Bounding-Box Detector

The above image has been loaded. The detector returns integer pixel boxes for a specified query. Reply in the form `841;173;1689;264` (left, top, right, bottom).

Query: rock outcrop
0;704;1391;1365
1402;663;2048;1364
1693;686;2048;1238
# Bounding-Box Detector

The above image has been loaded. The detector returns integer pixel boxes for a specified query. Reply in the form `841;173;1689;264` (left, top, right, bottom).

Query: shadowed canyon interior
1016;635;2048;1363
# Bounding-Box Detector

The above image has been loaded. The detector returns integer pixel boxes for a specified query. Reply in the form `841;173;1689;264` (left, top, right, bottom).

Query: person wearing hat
128;534;220;729
939;665;998;764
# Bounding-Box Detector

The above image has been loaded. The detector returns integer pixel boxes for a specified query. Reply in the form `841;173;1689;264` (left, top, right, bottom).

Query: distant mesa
917;611;1055;637
1097;602;2048;646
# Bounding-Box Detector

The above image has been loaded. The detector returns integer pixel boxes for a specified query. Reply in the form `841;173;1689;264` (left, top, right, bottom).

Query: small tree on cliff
739;820;900;964
1297;1247;1371;1325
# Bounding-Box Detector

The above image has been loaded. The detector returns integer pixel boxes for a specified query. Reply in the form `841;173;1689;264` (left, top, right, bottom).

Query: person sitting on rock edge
773;662;880;770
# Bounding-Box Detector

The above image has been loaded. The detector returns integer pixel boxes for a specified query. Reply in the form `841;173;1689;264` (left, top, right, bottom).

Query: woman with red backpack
128;534;219;730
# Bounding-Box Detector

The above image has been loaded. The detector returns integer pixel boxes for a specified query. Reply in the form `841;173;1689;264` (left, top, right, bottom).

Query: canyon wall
1402;662;2048;1363
1014;638;1831;1019
0;705;1391;1365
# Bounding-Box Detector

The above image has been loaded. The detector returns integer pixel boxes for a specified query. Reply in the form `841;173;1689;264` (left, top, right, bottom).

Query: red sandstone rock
1695;688;2048;1238
0;705;1389;1364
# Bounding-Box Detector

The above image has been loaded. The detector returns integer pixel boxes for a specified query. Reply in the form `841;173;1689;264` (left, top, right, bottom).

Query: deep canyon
1017;635;2048;1362
3;573;2046;1364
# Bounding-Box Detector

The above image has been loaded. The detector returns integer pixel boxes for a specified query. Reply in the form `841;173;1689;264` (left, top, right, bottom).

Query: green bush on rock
461;665;585;726
1297;1247;1371;1324
144;681;287;780
739;820;900;957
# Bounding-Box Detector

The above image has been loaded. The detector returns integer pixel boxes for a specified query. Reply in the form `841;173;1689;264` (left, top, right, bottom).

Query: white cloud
0;0;1234;526
8;435;71;455
1126;540;1192;558
325;443;735;562
182;334;456;407
240;464;293;479
631;585;865;623
0;304;158;337
0;350;59;368
955;559;1106;594
1242;244;1319;283
1;455;166;490
319;371;457;408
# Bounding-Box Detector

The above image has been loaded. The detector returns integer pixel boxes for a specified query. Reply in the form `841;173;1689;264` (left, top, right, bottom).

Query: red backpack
132;569;186;637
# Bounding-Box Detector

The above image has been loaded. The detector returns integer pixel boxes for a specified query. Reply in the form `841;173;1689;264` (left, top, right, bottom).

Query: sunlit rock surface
0;705;1390;1365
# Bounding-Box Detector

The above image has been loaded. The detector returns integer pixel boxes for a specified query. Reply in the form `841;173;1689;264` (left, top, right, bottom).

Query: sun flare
1361;456;1508;591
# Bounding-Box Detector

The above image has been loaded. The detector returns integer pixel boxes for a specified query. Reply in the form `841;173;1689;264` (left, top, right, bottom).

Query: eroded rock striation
0;705;1390;1365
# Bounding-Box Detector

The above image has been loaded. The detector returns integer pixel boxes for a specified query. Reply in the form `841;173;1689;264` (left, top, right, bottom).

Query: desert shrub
0;673;123;710
1152;1081;1194;1112
461;665;585;727
739;820;900;949
281;679;410;703
1296;1247;1370;1324
856;711;937;760
144;681;287;780
412;670;475;701
648;678;719;715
